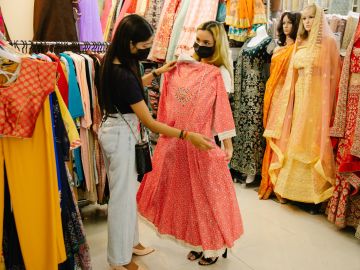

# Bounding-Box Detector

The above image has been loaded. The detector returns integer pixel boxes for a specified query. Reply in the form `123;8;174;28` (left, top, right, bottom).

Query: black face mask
134;47;151;61
193;42;215;59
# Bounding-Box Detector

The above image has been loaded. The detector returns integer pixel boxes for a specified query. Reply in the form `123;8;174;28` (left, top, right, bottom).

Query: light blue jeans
98;113;140;266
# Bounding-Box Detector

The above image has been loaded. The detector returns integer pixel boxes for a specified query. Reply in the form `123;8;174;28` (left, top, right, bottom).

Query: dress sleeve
219;66;233;94
212;73;236;141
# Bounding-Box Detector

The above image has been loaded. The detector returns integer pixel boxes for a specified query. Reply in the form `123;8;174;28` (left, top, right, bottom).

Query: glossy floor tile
82;184;360;270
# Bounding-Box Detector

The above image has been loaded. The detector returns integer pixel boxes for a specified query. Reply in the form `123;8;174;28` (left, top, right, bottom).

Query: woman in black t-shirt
98;14;213;270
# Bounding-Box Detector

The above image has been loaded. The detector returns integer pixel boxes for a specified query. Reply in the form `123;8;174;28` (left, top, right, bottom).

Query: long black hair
99;14;154;115
277;12;301;46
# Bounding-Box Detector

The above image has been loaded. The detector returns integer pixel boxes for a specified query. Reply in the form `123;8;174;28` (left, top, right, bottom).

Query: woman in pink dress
137;21;243;266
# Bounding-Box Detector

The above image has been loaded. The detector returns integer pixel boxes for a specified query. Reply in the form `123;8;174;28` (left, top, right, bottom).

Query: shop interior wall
0;0;34;40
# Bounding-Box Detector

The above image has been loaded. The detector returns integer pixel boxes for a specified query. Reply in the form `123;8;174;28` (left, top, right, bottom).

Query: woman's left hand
224;147;233;162
156;61;177;75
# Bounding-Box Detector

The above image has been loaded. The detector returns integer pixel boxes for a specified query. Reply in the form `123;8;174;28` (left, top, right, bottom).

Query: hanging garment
329;0;354;15
217;1;227;22
137;58;243;258
68;53;94;192
103;0;122;41
0;58;57;138
328;20;360;232
174;0;218;57
249;0;267;36
264;5;341;204
231;37;273;176
55;87;81;150
50;94;92;270
165;0;191;62
101;0;113;32
60;54;86;186
0;7;10;40
148;0;181;62
341;15;360;52
88;54;107;203
60;54;85;119
227;0;267;42
77;0;104;42
135;0;148;15
48;53;69;106
33;0;78;41
225;0;252;28
0;97;66;270
2;170;25;270
127;0;138;13
111;0;132;40
259;43;295;200
144;0;165;31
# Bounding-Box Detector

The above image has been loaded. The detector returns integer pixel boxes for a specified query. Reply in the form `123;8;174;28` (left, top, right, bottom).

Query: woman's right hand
186;132;214;150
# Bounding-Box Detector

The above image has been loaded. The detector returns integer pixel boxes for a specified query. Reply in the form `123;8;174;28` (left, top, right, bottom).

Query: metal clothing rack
8;40;110;53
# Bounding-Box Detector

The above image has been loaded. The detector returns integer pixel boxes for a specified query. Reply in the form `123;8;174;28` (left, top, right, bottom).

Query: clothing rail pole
9;40;111;46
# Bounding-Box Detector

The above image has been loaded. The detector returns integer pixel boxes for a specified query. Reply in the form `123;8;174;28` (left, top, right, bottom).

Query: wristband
179;130;184;139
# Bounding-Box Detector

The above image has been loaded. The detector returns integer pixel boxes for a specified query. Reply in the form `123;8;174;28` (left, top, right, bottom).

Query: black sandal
198;249;228;266
187;251;203;261
199;256;219;266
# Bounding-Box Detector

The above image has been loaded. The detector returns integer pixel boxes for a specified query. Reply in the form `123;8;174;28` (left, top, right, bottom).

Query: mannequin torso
247;25;269;48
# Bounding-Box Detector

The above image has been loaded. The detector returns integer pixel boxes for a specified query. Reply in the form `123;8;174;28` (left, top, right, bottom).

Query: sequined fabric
137;62;243;257
231;37;273;176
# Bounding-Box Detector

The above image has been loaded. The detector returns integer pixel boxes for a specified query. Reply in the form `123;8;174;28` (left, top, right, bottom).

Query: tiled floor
82;184;360;270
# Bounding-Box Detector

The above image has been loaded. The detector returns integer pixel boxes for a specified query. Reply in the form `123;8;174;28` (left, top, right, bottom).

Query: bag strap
114;106;141;143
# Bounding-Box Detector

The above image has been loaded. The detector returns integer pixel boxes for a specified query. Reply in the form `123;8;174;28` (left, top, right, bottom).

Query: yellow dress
0;98;66;269
272;45;335;203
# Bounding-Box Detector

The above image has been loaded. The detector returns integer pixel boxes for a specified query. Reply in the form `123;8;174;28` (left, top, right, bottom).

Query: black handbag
117;108;153;177
135;140;153;175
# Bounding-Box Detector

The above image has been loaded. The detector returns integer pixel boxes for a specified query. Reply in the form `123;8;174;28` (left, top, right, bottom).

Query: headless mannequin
247;25;269;48
245;24;268;184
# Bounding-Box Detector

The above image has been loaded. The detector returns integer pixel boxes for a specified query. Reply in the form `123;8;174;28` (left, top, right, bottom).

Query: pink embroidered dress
137;55;243;257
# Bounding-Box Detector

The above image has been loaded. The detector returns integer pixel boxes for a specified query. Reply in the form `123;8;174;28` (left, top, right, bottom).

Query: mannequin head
299;4;316;40
277;12;301;46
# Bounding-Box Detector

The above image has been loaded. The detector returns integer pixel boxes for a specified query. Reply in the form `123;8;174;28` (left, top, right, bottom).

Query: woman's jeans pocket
99;126;120;157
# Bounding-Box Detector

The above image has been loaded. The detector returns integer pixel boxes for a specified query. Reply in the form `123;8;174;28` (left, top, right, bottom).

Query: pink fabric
174;0;218;57
137;62;243;254
101;0;112;33
112;0;132;40
69;53;93;191
147;0;181;62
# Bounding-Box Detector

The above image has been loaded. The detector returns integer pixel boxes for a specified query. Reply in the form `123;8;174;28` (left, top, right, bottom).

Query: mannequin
264;4;341;208
247;25;269;48
247;24;269;185
258;11;301;200
231;23;274;186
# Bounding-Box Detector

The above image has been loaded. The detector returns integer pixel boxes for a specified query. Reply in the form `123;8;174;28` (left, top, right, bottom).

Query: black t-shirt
109;64;144;114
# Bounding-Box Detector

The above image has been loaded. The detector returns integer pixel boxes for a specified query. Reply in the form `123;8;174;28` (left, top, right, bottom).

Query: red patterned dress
328;21;360;237
137;59;243;257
